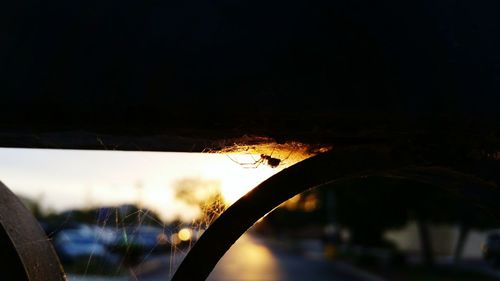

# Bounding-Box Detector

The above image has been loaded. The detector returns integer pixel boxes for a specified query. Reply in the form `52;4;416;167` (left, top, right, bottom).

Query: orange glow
210;235;282;279
171;234;181;245
213;142;325;204
156;233;169;245
218;160;279;205
283;194;301;210
178;228;193;241
303;194;318;212
0;147;323;222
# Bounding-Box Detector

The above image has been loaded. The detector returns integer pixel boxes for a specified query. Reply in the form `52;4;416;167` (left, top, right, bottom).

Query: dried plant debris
205;135;332;168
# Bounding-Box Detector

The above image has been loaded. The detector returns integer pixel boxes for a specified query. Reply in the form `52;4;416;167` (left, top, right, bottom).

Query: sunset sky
0;148;283;222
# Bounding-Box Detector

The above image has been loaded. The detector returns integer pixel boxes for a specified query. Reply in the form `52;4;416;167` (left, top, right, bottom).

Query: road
134;234;384;281
66;234;500;281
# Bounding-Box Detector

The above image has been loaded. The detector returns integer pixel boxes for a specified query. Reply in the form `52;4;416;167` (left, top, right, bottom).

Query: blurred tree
330;177;499;266
264;174;499;267
40;204;164;237
173;178;226;228
95;204;164;227
331;177;409;248
264;190;325;238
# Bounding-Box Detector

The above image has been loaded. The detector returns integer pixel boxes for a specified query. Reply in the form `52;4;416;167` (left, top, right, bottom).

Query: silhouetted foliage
173;178;226;227
41;204;164;236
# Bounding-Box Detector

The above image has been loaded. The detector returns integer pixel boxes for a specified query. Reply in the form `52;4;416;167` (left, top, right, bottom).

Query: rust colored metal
0;182;66;281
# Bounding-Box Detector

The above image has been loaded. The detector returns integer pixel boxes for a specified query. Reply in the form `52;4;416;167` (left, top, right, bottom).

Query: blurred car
53;226;118;264
91;225;119;246
482;232;500;266
109;226;171;256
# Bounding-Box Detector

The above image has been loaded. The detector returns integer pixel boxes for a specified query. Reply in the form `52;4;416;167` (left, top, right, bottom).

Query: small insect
227;153;282;168
257;154;281;168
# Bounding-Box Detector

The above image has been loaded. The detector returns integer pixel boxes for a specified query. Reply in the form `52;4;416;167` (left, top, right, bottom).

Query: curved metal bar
172;146;500;281
0;181;66;281
172;146;408;281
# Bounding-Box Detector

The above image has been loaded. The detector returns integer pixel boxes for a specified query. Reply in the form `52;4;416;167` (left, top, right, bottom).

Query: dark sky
2;0;500;132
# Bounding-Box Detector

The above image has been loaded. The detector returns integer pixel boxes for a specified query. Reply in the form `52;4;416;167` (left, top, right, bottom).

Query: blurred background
2;147;500;281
